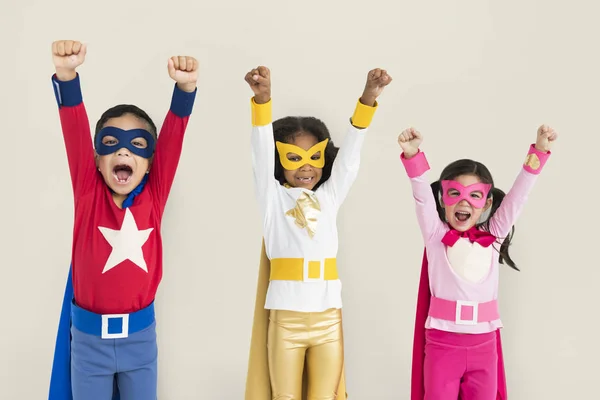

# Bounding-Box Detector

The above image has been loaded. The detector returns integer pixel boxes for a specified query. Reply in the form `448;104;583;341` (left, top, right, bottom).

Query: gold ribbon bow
286;191;321;238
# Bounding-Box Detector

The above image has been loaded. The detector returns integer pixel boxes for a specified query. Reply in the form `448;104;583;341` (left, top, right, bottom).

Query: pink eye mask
441;180;492;209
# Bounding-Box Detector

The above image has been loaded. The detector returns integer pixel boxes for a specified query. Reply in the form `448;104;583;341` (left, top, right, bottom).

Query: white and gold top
250;98;377;312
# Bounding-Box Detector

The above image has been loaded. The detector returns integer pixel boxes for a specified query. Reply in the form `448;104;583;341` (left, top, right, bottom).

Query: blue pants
70;322;158;400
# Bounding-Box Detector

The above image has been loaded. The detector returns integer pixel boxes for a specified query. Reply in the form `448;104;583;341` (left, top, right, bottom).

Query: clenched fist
52;40;86;81
535;124;558;153
360;68;392;107
168;56;198;93
398;127;423;159
244;66;271;104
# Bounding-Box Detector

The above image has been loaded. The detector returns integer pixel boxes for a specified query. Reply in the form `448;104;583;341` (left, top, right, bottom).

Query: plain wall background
1;0;598;398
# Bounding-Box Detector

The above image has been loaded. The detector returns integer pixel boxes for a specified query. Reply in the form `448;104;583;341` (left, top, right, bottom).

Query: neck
112;192;127;209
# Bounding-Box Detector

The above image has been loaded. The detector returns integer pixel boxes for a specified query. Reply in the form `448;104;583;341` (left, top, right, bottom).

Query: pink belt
429;296;500;325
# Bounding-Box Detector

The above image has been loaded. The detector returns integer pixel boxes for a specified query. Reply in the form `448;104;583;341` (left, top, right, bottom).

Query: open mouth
113;164;133;184
296;177;314;184
455;211;471;222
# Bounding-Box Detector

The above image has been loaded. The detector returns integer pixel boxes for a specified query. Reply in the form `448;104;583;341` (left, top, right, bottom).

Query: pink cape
411;249;508;400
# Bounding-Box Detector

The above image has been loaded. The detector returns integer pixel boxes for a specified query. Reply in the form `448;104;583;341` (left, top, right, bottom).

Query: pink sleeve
488;144;551;238
400;151;446;243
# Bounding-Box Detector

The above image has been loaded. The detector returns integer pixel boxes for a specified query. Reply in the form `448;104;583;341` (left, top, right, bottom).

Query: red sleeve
147;84;197;213
52;74;98;199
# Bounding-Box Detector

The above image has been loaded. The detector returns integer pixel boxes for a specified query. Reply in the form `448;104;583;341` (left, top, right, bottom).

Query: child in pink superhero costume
398;125;558;400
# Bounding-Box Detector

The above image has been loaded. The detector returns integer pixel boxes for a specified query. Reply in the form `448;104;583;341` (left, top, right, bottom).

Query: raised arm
398;128;446;243
148;56;198;212
488;125;557;238
51;40;97;199
245;66;279;220
322;68;392;208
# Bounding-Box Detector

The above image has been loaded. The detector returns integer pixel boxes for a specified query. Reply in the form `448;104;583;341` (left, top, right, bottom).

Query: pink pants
424;328;497;400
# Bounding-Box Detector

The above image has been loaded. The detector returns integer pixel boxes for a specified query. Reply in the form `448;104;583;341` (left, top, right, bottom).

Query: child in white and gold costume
244;66;392;400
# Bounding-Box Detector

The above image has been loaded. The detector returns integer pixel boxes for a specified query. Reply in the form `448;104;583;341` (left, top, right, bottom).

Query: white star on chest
98;208;154;274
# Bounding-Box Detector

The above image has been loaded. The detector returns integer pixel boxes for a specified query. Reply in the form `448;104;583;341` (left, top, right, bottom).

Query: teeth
455;211;471;222
113;174;131;184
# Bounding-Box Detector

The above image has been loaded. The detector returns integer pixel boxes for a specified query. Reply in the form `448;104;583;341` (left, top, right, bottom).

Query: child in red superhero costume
48;40;197;400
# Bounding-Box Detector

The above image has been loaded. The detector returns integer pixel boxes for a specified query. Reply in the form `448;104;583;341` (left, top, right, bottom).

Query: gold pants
267;308;344;400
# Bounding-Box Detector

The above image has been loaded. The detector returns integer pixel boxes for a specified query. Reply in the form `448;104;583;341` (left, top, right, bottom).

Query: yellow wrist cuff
350;99;378;128
251;98;272;126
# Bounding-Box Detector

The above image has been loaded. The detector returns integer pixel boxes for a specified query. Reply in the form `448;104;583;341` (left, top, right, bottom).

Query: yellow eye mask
275;139;329;170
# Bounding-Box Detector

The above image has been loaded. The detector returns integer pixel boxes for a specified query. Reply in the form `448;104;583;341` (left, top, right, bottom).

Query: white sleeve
249;98;279;221
319;123;366;209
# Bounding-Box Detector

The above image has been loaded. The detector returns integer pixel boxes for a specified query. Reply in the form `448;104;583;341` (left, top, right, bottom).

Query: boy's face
96;114;153;197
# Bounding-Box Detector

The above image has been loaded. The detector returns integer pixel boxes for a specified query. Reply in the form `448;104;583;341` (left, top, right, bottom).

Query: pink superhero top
53;73;196;315
400;144;550;334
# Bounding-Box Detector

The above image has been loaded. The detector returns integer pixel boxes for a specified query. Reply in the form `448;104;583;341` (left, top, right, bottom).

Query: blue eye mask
95;126;156;159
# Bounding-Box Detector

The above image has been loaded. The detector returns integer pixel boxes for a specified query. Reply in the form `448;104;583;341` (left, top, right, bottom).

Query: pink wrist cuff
523;144;550;175
400;150;430;178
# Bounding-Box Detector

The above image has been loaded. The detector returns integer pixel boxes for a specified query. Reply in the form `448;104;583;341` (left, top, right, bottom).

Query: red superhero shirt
53;74;196;314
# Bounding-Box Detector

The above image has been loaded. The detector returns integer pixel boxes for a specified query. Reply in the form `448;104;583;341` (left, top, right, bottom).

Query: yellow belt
270;258;338;281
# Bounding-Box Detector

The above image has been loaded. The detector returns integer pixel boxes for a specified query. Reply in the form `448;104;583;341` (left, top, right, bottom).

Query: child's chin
298;180;320;190
448;220;476;232
105;178;142;195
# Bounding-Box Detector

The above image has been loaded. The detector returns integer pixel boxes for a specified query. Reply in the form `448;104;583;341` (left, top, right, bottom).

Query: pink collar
442;226;496;247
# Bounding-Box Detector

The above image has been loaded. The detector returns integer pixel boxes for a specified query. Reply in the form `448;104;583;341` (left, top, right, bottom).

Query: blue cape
48;176;147;400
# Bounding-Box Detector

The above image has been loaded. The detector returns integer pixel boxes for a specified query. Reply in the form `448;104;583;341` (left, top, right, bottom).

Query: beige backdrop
1;0;597;398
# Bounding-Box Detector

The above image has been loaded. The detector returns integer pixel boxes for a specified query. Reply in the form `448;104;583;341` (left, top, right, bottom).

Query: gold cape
244;240;348;400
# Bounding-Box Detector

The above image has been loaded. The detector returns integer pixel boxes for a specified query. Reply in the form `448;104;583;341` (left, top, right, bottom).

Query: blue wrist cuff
170;84;196;117
52;73;83;108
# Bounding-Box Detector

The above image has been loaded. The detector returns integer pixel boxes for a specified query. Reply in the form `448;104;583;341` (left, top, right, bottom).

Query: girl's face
441;174;493;231
282;132;323;191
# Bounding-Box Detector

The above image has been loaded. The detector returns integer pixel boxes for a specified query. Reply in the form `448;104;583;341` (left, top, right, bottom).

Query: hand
535;125;558;152
168;56;198;93
398;127;423;158
52;40;87;81
244;66;271;104
360;68;392;107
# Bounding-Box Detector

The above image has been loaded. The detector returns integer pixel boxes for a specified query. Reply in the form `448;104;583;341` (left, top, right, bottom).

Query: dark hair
94;104;157;142
430;159;518;271
272;116;339;191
